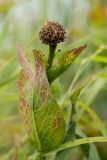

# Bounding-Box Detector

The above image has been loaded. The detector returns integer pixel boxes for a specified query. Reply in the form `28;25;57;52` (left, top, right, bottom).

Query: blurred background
0;0;107;159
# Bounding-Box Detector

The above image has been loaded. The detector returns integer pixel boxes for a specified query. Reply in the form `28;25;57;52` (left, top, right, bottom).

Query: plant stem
33;152;46;160
43;136;107;157
48;44;57;70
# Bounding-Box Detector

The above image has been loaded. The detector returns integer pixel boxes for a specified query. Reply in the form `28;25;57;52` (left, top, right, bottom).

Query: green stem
43;136;107;157
48;44;57;70
33;153;46;160
33;157;45;160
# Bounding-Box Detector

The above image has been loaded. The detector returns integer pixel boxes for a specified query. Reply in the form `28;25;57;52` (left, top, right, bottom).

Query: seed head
39;21;66;45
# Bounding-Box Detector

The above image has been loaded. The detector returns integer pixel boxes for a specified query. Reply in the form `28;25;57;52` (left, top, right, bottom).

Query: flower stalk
48;43;57;70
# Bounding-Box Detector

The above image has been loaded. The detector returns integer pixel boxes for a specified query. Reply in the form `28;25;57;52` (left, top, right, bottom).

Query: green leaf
70;86;83;105
88;144;101;160
47;44;87;83
17;44;66;153
65;87;83;141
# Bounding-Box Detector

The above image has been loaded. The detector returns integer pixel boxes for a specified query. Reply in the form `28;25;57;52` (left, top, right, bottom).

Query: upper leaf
17;44;66;153
47;44;87;83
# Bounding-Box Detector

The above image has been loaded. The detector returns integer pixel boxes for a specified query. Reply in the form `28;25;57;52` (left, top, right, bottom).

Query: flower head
39;21;66;45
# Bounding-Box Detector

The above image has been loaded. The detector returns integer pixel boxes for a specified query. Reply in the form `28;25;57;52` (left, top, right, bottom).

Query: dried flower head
39;21;66;45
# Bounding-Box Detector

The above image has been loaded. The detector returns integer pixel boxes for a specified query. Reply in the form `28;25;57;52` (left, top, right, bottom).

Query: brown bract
39;21;66;45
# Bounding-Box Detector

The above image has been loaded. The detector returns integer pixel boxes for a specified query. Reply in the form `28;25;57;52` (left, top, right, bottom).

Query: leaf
88;144;101;160
70;86;83;105
65;87;83;141
17;44;36;145
17;44;66;153
47;44;87;83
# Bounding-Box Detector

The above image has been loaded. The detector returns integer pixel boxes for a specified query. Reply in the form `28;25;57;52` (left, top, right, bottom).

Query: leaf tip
72;44;87;55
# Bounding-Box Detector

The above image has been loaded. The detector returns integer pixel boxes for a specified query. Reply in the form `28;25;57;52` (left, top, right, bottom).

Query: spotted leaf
17;44;66;153
47;44;87;83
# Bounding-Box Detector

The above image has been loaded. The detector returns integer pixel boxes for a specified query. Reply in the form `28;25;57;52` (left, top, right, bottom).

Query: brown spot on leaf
63;44;87;64
53;112;62;129
71;44;87;55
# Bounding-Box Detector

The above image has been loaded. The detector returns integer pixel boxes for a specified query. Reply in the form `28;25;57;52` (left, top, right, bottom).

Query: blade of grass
44;136;107;157
77;101;107;136
0;56;19;87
